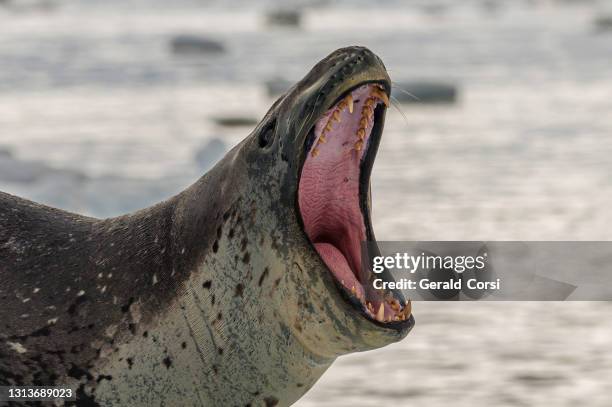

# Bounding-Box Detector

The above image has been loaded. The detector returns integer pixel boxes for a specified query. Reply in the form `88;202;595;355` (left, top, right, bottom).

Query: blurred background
1;0;612;405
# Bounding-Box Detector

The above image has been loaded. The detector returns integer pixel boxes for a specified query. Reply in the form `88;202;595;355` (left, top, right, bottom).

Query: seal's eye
259;120;276;148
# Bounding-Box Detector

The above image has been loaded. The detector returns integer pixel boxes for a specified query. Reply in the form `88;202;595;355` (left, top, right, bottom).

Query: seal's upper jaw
297;80;412;329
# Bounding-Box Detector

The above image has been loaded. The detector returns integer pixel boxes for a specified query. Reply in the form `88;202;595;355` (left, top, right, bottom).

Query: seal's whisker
297;91;321;139
391;81;420;101
390;95;410;127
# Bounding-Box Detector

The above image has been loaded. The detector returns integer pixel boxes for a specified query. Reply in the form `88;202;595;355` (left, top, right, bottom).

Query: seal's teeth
372;89;390;107
338;100;347;110
365;97;375;108
359;117;368;128
376;303;385;322
354;140;363;151
346;94;354;113
403;299;412;318
332;110;341;123
319;134;326;143
357;128;366;140
325;122;333;132
311;147;319;157
380;92;390;107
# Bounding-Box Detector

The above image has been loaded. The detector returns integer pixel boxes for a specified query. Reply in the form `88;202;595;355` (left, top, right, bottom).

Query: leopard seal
0;46;414;406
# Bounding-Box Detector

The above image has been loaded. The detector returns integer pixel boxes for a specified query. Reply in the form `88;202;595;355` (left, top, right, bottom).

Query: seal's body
0;46;413;406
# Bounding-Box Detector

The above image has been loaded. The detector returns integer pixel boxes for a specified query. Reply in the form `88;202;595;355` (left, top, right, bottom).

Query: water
1;0;611;405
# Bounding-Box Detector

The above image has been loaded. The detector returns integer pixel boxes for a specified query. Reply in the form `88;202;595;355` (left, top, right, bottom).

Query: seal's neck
93;151;334;406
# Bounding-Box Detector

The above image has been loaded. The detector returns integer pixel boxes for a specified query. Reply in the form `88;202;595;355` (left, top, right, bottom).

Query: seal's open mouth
298;82;411;325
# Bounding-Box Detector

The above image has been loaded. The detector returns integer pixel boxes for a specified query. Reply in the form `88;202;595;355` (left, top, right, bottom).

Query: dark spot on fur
229;228;235;238
296;383;304;387
211;294;215;305
0;367;24;385
202;280;212;289
216;226;222;238
240;237;248;251
242;252;250;264
143;331;148;338
70;344;84;354
96;374;113;383
181;342;187;349
212;240;219;253
163;356;172;369
223;211;230;221
126;358;133;369
294;321;302;332
264;396;279;406
76;383;99;406
217;312;222;321
212;365;218;374
30;325;51;337
68;364;93;381
128;323;136;335
218;347;224;355
258;268;269;287
235;283;244;298
121;297;135;313
67;295;88;316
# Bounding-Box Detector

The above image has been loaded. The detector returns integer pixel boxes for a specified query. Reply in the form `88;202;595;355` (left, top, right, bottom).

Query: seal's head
0;45;414;407
242;46;414;356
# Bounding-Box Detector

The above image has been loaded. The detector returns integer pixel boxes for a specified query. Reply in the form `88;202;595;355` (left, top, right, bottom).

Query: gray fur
0;46;413;406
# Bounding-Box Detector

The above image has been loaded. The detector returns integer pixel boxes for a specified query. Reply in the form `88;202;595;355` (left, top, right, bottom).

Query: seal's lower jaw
298;83;412;327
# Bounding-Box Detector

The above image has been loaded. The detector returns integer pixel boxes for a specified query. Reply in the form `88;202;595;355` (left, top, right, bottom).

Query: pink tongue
315;243;365;299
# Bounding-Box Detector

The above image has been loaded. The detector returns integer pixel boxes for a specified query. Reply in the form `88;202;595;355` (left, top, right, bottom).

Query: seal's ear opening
258;119;276;148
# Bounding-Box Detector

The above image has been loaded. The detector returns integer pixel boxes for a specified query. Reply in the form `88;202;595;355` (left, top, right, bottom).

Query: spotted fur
0;46;413;406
